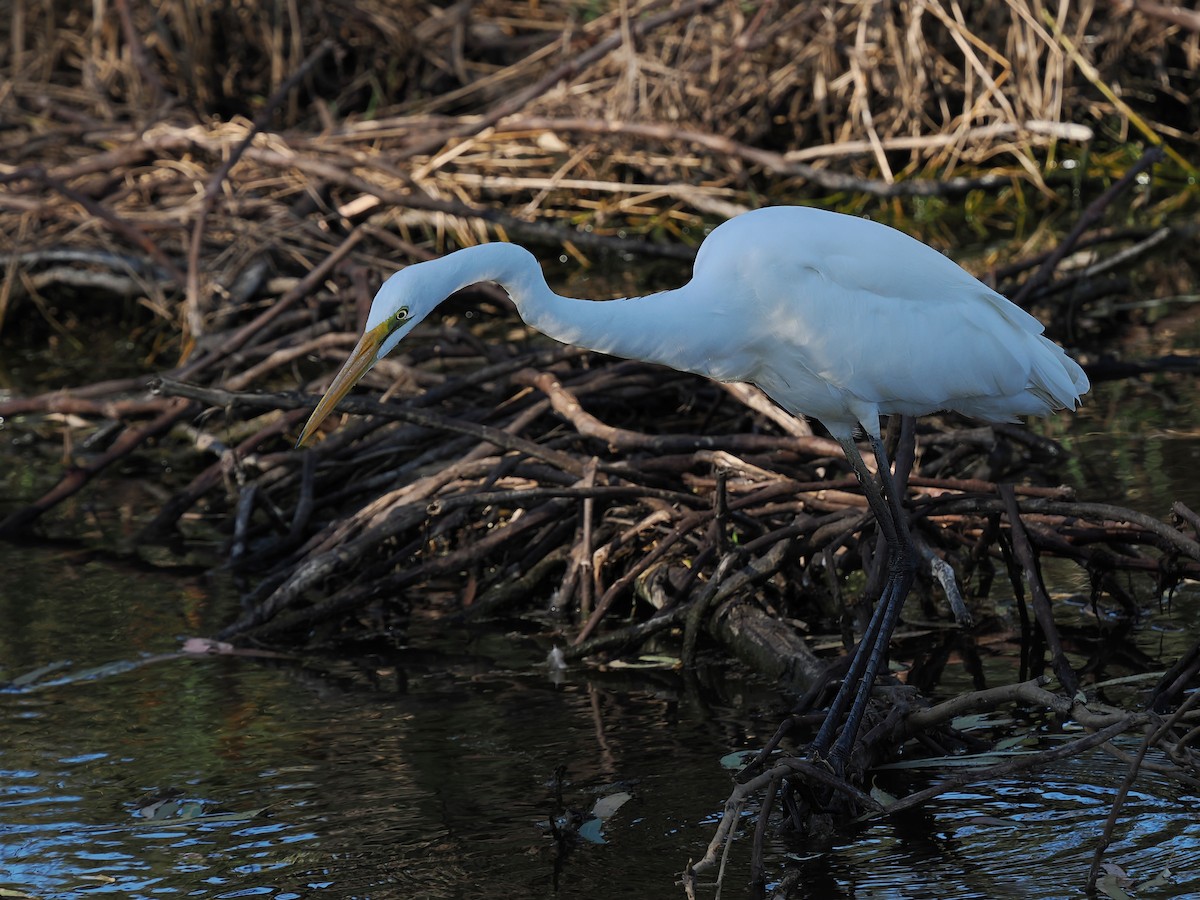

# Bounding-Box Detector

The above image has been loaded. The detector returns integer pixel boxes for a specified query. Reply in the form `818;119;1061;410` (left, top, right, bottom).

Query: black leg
810;434;916;769
827;553;914;766
808;561;891;755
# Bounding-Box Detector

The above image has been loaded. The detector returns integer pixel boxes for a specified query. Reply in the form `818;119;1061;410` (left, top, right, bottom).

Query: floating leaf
577;817;605;844
1137;867;1173;890
719;750;759;770
1095;874;1133;900
142;799;182;820
591;791;632;820
869;785;898;807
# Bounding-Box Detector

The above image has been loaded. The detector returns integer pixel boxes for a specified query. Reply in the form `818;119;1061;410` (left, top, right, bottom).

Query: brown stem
999;484;1078;694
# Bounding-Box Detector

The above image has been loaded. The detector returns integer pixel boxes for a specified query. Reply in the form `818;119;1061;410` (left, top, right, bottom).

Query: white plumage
297;205;1089;768
309;206;1086;446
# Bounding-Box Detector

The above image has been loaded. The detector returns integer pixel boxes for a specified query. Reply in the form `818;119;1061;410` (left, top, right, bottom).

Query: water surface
2;538;1199;898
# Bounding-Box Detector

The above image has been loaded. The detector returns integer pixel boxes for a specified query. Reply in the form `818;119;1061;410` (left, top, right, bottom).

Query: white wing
694;207;1086;429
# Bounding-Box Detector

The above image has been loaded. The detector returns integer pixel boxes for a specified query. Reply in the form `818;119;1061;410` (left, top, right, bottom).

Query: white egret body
298;206;1089;766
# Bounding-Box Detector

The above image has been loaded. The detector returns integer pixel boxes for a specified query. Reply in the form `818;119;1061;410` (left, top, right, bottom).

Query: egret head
295;269;431;447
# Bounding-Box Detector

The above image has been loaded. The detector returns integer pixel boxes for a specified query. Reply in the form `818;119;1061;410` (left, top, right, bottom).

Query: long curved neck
436;243;709;374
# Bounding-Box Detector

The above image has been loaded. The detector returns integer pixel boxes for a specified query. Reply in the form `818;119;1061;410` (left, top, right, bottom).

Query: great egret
296;206;1089;768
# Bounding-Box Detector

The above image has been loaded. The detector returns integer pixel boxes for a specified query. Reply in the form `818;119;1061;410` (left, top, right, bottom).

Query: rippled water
3;546;1199;899
775;760;1200;898
0;552;780;898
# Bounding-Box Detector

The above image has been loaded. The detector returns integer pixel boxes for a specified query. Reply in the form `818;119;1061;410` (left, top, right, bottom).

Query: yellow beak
296;322;389;448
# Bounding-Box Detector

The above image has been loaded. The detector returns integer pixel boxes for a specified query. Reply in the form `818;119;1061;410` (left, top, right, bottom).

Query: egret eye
393;306;410;324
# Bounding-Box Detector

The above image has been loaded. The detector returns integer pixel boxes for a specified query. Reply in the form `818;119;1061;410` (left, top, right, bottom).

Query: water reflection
0;554;780;897
1070;376;1200;516
3;546;1199;897
772;758;1200;899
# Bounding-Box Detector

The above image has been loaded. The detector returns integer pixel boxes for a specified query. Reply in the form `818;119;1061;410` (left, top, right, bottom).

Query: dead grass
1;1;1195;340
